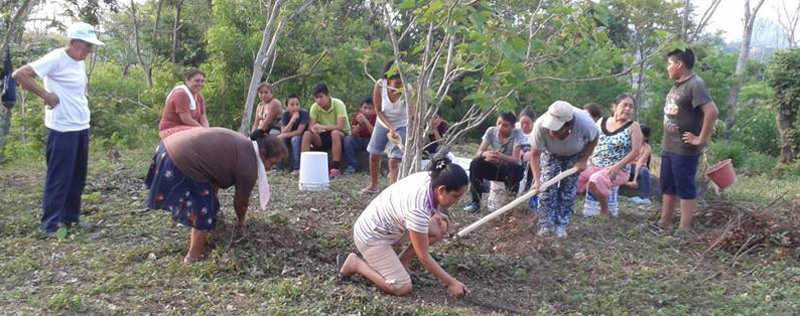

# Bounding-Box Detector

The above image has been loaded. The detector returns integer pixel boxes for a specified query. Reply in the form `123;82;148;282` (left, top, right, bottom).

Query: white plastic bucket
299;152;329;191
487;181;514;212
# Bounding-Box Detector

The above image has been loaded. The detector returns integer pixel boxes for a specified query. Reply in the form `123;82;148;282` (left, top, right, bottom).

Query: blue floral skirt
144;144;220;231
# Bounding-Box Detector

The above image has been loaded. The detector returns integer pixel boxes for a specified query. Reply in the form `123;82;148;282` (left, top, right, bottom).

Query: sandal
336;253;352;282
648;220;666;231
359;187;381;195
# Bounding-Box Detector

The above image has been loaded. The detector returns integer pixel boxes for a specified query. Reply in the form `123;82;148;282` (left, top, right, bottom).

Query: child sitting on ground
625;125;652;205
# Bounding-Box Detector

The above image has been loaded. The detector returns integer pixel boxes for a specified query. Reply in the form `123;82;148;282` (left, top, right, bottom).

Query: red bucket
705;159;737;190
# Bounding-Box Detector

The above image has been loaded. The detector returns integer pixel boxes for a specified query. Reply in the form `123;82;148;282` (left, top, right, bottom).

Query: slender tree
724;0;766;141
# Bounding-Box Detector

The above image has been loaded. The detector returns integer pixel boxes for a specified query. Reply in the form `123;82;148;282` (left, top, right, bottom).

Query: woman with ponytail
144;128;286;263
338;150;469;297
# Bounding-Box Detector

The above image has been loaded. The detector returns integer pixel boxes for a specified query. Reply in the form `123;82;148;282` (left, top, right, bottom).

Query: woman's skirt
144;143;220;231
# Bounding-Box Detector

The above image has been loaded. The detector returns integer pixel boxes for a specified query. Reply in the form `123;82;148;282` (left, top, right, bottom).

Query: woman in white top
339;154;469;297
361;61;408;194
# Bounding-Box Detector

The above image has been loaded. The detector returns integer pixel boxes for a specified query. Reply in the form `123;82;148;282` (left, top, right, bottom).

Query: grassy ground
2;144;800;315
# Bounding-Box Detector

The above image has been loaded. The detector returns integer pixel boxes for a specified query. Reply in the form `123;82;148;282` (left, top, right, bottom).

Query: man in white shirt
13;22;104;237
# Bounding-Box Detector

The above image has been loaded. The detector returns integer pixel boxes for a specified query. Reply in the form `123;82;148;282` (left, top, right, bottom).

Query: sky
695;0;785;42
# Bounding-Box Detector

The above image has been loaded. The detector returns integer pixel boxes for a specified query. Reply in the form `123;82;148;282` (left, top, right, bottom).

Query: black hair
286;94;300;101
667;48;695;69
640;124;651;141
250;129;288;161
613;93;636;108
361;96;373;106
499;112;517;125
583;103;603;120
312;83;329;96
184;68;205;81
383;60;401;80
428;148;468;192
519;107;536;121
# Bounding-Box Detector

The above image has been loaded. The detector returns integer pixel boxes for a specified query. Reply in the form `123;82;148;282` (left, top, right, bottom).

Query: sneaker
344;166;356;175
673;229;690;239
463;202;480;213
555;226;568;238
59;222;92;229
628;196;643;204
640;198;652;205
44;231;58;238
536;226;552;237
74;222;92;230
329;168;341;179
290;170;299;177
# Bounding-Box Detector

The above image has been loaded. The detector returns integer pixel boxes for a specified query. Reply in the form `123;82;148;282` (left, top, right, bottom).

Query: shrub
709;141;747;168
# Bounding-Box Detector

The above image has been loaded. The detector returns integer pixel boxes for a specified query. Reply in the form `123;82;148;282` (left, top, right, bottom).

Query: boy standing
656;48;719;238
301;83;350;177
278;95;309;174
343;97;376;174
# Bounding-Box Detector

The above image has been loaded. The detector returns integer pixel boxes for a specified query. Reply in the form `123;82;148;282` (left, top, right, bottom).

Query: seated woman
252;82;283;134
144;128;286;263
625;125;652;205
338;154;469;297
578;94;643;218
158;68;209;139
463;112;526;213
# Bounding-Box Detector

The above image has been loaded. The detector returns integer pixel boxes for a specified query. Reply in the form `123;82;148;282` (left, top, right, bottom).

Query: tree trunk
239;0;316;134
238;0;283;134
776;93;798;163
153;0;165;40
130;0;153;88
171;0;184;64
724;0;766;141
681;0;691;41
0;0;33;159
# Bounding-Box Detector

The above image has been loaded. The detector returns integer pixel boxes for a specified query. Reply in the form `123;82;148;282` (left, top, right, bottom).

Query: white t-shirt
30;48;90;132
530;108;599;156
377;79;408;129
353;172;434;245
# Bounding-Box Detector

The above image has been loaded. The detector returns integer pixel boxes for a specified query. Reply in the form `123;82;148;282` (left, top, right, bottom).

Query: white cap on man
541;100;575;131
67;22;105;46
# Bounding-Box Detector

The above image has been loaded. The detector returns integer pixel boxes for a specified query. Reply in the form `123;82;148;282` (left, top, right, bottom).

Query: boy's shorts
660;151;700;199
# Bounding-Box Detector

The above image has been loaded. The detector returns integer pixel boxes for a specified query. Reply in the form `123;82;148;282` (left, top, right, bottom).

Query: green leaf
56;227;68;241
400;0;416;10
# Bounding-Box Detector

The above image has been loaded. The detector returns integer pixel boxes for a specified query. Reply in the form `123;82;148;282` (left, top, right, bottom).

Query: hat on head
541;101;575;131
67;22;105;46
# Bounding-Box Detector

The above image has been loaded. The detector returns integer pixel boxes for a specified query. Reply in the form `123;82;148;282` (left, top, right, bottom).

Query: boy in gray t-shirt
655;48;719;238
463;113;527;213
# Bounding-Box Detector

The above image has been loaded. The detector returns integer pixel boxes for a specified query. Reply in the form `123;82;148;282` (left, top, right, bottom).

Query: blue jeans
42;128;89;232
344;136;371;169
629;166;651;197
284;136;303;170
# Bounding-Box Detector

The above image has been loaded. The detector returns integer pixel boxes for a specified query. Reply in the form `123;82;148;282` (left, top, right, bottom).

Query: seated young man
344;97;377;174
278;95;309;174
625;125;653;205
463;112;526;213
301;83;351;177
